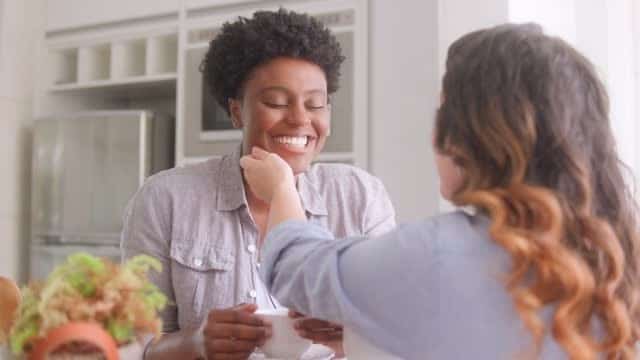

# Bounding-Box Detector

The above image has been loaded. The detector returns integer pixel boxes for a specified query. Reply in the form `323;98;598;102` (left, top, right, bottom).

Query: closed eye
263;102;288;109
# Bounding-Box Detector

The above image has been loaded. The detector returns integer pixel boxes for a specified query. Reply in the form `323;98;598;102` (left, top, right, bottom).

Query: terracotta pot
29;322;119;360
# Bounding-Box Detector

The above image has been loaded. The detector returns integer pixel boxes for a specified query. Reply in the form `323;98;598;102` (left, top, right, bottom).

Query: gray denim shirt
120;148;396;332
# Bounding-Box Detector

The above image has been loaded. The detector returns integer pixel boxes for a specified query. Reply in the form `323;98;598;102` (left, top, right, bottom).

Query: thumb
251;146;270;160
239;155;258;170
234;303;258;313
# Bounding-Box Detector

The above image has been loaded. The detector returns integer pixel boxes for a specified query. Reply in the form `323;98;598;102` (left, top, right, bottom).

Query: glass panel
61;117;94;233
32;120;64;234
90;115;141;233
323;31;354;153
202;79;234;131
184;45;241;157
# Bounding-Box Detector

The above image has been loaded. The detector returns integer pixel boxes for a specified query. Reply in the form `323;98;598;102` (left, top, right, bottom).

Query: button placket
193;257;203;267
248;289;257;299
240;210;260;304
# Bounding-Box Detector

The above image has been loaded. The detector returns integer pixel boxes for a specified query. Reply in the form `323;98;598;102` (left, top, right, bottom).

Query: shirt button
193;258;203;267
247;244;257;254
248;289;257;298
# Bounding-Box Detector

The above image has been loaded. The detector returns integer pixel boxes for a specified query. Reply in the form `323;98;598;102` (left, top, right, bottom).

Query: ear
228;98;243;128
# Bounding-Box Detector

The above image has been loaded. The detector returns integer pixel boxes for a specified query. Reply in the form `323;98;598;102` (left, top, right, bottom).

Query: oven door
183;45;242;161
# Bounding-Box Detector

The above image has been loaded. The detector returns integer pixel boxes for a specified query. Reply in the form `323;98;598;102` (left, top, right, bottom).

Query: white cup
255;308;312;359
343;326;400;360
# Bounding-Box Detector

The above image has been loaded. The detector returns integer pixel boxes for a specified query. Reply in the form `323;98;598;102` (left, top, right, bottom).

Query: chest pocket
170;241;235;329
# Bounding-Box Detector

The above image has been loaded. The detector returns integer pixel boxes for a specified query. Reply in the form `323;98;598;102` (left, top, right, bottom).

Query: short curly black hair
201;8;345;114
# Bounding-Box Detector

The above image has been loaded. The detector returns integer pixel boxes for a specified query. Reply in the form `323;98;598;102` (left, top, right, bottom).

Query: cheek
436;154;464;197
245;108;279;137
312;115;330;141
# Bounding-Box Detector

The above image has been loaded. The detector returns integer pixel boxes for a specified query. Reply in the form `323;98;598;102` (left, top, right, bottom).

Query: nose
285;101;311;126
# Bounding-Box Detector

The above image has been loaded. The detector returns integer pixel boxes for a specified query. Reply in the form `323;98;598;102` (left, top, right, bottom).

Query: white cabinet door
46;0;180;31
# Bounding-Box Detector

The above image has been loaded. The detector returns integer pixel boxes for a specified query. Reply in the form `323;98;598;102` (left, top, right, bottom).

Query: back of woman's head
435;23;640;358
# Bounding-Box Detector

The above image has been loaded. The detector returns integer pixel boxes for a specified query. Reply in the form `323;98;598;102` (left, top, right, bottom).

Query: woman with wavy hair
239;23;640;359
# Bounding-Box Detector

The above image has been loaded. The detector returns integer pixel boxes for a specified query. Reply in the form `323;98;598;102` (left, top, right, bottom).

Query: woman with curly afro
121;8;396;360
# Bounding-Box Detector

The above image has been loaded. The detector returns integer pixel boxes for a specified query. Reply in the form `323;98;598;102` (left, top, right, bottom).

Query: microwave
180;2;366;166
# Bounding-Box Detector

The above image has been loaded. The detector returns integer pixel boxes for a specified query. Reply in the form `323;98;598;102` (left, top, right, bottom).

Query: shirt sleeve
120;179;178;333
259;219;442;357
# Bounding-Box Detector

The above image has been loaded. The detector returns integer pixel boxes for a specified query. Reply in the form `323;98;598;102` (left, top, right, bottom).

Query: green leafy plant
9;253;166;355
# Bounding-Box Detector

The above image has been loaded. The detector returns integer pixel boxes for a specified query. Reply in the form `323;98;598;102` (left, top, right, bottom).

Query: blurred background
0;0;638;284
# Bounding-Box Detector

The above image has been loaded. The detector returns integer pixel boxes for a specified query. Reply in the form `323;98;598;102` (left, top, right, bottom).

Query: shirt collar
215;146;246;211
215;145;328;217
296;170;329;216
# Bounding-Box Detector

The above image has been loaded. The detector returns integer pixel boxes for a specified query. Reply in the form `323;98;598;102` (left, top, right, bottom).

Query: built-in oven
180;1;367;167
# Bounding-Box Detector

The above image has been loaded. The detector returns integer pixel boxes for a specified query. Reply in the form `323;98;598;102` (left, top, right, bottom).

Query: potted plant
2;253;166;359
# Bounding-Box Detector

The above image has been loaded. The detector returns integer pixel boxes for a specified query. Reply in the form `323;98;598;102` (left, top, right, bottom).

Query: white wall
0;0;45;283
509;0;577;43
369;0;440;222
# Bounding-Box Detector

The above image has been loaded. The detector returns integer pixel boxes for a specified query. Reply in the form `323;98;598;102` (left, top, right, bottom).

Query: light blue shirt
260;211;567;359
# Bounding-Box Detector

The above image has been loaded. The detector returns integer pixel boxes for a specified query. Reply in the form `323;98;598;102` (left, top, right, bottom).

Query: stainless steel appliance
29;110;174;280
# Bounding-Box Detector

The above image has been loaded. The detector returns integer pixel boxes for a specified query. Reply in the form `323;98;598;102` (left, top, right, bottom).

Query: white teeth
275;136;308;147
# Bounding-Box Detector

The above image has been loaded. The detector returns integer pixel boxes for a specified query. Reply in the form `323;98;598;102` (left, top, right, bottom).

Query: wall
0;0;45;282
368;0;441;222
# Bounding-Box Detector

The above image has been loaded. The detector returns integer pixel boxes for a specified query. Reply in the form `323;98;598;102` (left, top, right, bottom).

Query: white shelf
112;39;146;79
78;44;111;82
50;73;177;92
49;33;178;92
147;33;178;75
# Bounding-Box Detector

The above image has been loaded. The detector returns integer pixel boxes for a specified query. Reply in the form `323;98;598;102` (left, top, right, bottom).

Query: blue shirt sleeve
259;219;443;358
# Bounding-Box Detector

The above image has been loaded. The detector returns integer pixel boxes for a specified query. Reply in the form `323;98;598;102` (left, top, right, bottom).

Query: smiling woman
228;57;331;174
120;8;396;360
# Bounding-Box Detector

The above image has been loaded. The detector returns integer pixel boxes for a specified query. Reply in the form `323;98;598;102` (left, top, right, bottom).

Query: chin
286;158;312;175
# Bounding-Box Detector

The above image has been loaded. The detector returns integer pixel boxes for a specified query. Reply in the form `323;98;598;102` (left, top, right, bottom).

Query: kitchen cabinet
39;0;368;168
46;0;180;32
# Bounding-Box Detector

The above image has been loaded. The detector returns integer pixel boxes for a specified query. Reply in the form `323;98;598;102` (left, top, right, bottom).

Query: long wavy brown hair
435;23;640;359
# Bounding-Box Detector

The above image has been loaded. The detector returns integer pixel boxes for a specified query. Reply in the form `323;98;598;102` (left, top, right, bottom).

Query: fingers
233;303;258;313
238;155;258;170
297;327;343;343
288;310;303;318
208;323;270;341
205;337;261;353
294;318;342;330
297;329;343;344
251;146;269;159
209;310;264;327
294;318;343;343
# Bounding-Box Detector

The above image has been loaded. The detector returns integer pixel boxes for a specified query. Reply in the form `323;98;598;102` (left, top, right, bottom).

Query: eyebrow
259;86;327;96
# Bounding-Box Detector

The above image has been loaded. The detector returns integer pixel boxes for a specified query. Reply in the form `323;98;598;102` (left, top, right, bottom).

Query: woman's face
230;57;330;174
434;151;464;200
434;94;464;200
